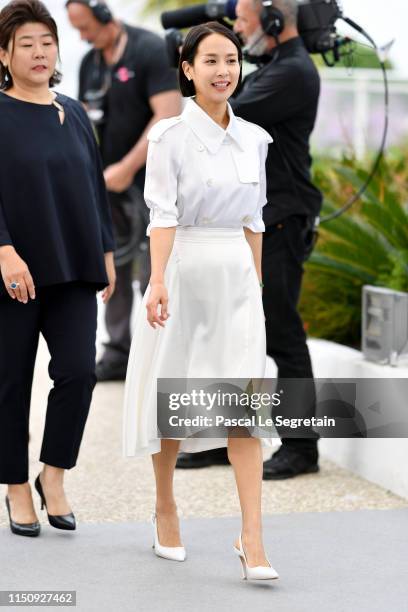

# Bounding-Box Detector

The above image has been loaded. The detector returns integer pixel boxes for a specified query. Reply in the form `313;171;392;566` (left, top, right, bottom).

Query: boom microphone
161;1;237;30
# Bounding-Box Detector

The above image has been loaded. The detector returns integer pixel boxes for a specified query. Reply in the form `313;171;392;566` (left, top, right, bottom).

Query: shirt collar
181;97;245;154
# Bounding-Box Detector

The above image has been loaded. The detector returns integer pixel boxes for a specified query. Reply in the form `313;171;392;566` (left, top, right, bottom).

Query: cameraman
67;1;181;381
176;0;322;478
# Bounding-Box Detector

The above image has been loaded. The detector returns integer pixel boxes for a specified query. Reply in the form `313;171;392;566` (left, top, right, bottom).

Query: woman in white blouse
123;22;278;581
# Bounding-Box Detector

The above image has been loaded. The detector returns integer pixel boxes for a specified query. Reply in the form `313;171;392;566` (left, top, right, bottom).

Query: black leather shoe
175;447;230;469
5;496;41;537
95;359;127;382
263;446;319;480
34;475;76;531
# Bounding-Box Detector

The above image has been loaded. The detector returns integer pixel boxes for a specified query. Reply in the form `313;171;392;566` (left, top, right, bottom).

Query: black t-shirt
78;23;178;191
230;37;323;226
0;92;115;296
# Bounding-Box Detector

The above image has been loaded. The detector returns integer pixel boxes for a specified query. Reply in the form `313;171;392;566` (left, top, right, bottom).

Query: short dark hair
178;22;242;98
0;0;62;90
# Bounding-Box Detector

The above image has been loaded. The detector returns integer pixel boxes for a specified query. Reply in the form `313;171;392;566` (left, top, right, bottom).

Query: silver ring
9;282;20;290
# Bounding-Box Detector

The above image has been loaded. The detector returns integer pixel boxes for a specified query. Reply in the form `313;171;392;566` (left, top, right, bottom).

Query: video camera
162;0;345;68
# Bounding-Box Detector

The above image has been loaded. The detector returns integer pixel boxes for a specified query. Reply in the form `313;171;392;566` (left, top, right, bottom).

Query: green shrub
300;150;408;347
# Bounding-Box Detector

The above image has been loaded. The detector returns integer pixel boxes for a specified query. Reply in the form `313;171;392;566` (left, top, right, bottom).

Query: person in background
66;0;182;381
176;0;322;479
0;0;115;537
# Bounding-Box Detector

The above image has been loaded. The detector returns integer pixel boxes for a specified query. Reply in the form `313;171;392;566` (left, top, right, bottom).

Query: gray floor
1;509;407;612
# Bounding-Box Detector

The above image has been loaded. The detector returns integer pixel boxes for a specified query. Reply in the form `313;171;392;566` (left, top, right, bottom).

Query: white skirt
123;226;275;457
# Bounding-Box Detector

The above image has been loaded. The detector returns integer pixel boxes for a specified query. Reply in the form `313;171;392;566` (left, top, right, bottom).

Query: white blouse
144;97;273;236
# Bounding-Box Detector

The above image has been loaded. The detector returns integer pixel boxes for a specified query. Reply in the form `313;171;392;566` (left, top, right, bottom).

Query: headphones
260;0;285;38
65;0;113;25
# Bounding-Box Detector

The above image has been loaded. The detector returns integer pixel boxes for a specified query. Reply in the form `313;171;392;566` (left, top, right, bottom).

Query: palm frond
304;150;408;347
307;253;377;284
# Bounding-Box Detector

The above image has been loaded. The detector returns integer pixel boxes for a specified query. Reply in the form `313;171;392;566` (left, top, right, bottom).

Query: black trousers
103;189;150;366
262;215;319;456
0;282;97;484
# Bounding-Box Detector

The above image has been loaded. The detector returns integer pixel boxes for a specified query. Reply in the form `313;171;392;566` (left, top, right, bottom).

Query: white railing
313;68;408;157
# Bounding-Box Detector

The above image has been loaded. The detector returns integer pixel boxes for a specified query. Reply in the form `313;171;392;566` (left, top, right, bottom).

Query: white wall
307;339;408;500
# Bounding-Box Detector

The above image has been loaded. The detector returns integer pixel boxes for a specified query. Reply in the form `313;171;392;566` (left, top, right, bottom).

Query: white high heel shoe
233;533;279;581
151;512;186;562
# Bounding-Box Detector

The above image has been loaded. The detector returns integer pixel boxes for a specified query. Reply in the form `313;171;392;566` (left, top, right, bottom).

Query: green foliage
143;0;202;15
313;42;393;70
377;250;408;292
299;150;408;347
349;43;393;70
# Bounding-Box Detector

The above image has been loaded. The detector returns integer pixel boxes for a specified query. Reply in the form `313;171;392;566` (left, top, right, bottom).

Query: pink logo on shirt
115;67;135;82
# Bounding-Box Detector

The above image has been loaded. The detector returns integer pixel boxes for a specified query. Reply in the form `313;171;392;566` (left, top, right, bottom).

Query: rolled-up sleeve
245;136;272;233
0;197;12;247
144;132;179;237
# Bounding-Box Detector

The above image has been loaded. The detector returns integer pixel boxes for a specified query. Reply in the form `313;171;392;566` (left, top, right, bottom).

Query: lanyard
92;24;126;94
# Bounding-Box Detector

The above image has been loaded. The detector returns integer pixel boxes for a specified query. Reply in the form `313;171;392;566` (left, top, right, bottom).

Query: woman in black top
0;0;115;536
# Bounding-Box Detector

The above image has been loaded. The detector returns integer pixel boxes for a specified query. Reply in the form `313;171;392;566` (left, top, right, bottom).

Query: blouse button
206;179;213;187
201;217;210;224
197;145;205;152
242;215;252;223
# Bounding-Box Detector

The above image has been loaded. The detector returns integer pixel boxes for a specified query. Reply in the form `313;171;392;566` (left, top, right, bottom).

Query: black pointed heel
5;496;41;537
34;474;76;531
